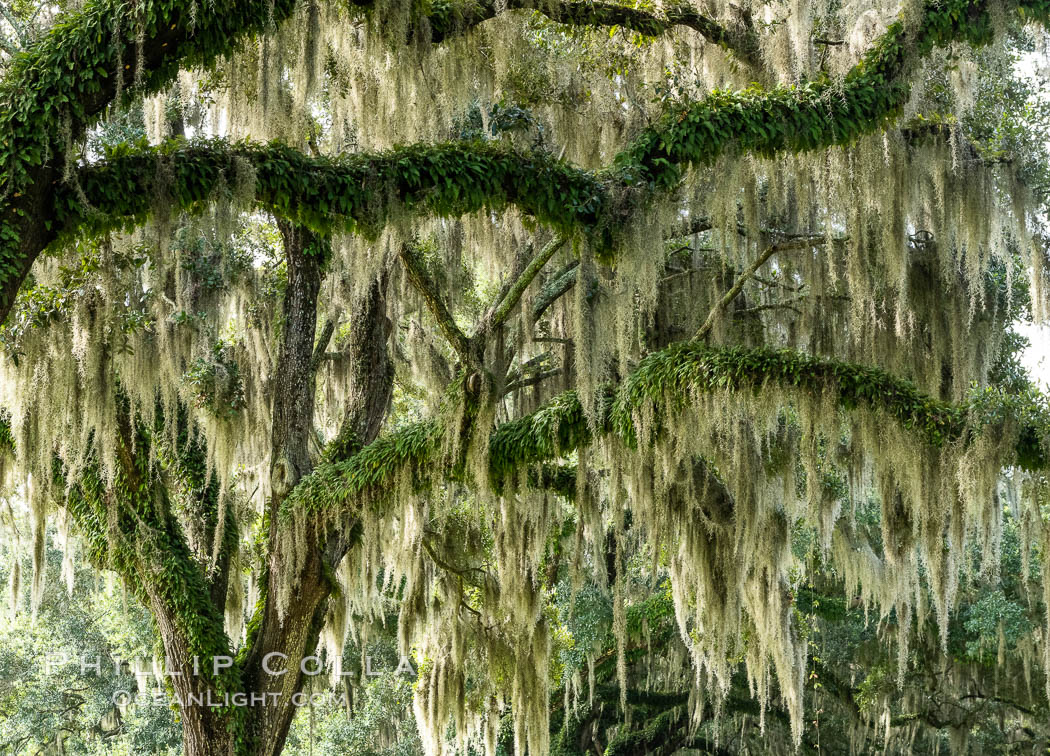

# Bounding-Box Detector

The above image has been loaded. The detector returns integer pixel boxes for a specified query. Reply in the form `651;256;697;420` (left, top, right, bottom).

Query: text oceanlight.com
112;690;353;709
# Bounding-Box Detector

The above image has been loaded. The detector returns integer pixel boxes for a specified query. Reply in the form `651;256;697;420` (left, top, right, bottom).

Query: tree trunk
168;703;236;756
146;588;236;756
230;229;393;756
93;226;394;756
182;722;234;756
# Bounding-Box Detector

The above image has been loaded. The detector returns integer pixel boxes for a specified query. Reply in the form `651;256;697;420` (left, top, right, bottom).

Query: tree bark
234;226;393;756
147;589;235;756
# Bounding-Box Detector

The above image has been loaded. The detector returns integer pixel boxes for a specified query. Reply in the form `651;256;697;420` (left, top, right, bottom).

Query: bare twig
530;217;731;323
750;273;803;291
736;292;848;316
735;302;803;316
533;336;573;344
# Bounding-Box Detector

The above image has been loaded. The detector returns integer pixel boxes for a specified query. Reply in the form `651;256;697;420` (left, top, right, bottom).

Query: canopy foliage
2;0;1050;754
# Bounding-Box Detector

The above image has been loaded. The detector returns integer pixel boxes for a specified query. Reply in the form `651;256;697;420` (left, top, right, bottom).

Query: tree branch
694;235;834;341
530;218;716;322
538;0;761;68
0;4;28;46
504;367;563;394
63;427;236;749
4;0;1050;329
0;34;20;56
391;0;762;67
310;317;337;374
282;340;1050;531
398;243;473;363
486;233;567;330
532;259;581;323
320;272;395;466
48;0;1045;315
0;0;303;319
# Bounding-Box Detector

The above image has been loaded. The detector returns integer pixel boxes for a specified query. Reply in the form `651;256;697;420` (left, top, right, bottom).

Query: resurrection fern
290;342;1048;523
2;0;1050;755
8;0;1045;280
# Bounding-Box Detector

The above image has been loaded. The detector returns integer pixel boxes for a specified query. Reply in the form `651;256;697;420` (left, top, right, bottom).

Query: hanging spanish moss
2;0;1050;754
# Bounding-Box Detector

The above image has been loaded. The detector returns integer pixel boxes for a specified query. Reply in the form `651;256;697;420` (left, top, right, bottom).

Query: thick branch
505;367;562;393
283;341;1050;530
0;34;19;56
40;0;1048;308
0;5;27;42
364;0;762;66
155;423;237;608
324;273;395;464
2;0;1049;337
0;0;302;318
310;317;337;374
240;266;393;756
64;140;602;242
63;421;235;754
532;259;581;323
268;221;326;504
616;0;1049;190
529;0;761;68
237;221;330;756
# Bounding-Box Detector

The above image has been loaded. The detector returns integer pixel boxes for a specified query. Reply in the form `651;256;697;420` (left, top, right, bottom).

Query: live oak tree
2;0;1050;754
